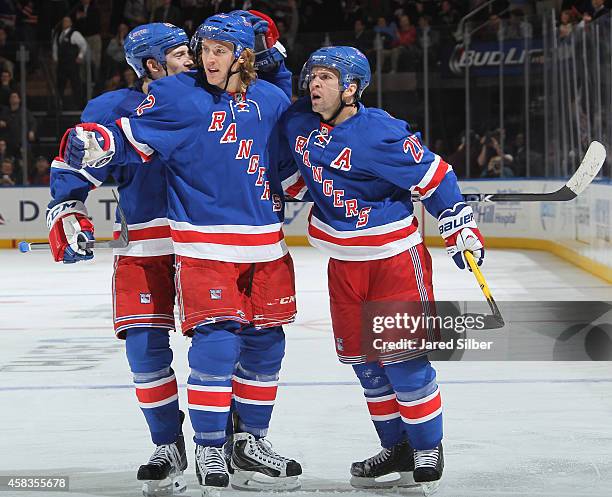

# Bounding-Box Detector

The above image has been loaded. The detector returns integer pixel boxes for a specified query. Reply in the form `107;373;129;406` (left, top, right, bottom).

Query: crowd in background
0;0;610;185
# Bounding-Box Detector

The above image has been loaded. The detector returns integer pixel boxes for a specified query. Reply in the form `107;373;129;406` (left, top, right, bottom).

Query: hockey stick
460;140;606;202
464;250;505;328
18;190;129;253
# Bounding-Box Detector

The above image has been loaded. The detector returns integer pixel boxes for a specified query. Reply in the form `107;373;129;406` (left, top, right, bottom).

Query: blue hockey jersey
50;87;173;257
105;70;292;263
280;97;464;261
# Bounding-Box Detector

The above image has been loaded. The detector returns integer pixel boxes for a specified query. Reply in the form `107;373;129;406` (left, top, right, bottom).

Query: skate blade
419;480;441;496
350;472;417;490
141;474;187;497
199;485;222;497
231;470;301;492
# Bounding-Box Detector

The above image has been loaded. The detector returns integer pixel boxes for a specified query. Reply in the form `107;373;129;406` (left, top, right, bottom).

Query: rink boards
0;179;610;281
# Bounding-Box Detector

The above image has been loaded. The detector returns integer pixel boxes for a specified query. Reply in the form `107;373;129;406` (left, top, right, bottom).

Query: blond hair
238;48;257;89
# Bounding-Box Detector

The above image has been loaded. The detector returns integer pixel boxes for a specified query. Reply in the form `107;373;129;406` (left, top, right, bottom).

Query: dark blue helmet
299;46;371;98
190;13;255;62
124;23;189;78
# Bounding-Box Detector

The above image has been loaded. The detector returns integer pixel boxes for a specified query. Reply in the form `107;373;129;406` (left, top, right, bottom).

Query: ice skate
195;445;229;497
230;432;302;491
350;440;417;489
413;443;444;496
137;411;188;497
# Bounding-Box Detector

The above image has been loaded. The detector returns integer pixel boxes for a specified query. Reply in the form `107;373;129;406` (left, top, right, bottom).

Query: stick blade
566;141;606;196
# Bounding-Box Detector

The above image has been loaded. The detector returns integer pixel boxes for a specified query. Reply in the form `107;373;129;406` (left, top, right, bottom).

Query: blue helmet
124;23;189;78
190;13;255;62
299;46;371;99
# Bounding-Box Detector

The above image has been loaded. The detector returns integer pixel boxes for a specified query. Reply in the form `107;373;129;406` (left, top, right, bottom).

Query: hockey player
48;23;193;497
280;46;486;494
59;13;302;495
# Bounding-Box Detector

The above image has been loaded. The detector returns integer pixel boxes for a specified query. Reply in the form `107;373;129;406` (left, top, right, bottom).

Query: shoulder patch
136;94;156;116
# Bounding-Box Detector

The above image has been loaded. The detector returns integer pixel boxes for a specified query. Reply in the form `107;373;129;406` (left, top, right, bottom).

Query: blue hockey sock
125;328;180;445
353;362;404;448
188;322;240;447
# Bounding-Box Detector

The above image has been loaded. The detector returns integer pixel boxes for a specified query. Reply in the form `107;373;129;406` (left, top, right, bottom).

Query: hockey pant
187;322;285;447
353;356;442;450
125;328;181;445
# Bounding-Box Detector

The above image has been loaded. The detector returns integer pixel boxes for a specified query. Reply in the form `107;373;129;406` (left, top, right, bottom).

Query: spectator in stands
0;157;17;186
153;0;183;25
0;27;15;75
559;9;577;38
0;138;10;163
105;22;129;77
438;0;460;28
74;0;102;81
122;66;136;88
105;70;123;91
0;69;15;106
374;15;398;50
15;1;38;70
477;130;504;174
390;14;418;72
123;0;148;28
417;15;439;60
511;132;527;176
350;19;374;56
591;0;610;20
447;130;481;178
481;154;515;178
52;16;88;108
0;91;37;157
479;13;502;41
277;0;299;51
29;155;50;185
505;9;532;39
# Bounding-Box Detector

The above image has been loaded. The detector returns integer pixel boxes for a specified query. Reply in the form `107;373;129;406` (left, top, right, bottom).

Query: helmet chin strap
222;58;241;93
320;87;357;126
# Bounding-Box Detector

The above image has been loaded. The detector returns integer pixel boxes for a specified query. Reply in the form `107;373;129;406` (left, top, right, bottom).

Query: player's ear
145;58;161;75
343;83;358;103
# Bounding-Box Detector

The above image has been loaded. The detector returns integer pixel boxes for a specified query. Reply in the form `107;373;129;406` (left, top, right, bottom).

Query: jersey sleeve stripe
411;156;452;199
117;117;154;162
51;158;103;187
284;174;308;200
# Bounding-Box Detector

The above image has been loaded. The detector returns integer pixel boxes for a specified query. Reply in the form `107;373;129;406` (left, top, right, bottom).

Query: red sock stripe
187;388;232;408
366;396;400;417
135;377;178;404
232;378;278;402
398;389;442;422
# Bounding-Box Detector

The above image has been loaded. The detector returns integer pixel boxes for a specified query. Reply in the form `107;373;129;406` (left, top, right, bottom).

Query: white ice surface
0;247;611;497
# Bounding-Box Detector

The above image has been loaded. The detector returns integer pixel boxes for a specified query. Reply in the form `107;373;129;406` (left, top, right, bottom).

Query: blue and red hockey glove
47;200;95;263
231;9;287;72
59;123;115;170
438;202;485;270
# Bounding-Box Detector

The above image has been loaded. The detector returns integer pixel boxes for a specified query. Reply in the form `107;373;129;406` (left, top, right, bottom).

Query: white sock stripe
232;395;276;406
371;412;401;421
139;393;178;409
397;386;440;407
188;404;231;412
232;375;278;388
134;373;176;390
366;393;397;403
187;384;232;393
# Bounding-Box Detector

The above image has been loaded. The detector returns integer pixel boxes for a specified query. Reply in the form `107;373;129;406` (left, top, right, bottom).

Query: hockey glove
47;200;95;263
438;202;485;270
232;9;287;72
59;123;115;170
